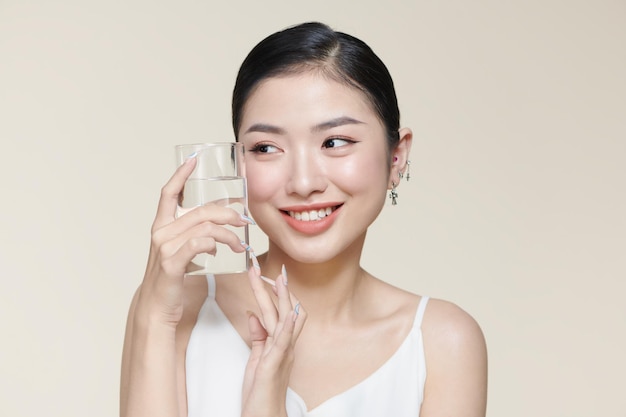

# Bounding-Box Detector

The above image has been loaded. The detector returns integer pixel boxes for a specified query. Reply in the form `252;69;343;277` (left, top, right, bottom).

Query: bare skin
122;251;487;416
120;158;307;417
121;221;487;417
120;73;487;417
132;260;486;417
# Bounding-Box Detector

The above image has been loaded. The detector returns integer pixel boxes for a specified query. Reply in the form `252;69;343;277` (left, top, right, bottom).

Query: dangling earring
389;182;398;205
405;160;411;181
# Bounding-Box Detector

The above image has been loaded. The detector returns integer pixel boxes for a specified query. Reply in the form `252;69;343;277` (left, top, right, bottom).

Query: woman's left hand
241;264;306;417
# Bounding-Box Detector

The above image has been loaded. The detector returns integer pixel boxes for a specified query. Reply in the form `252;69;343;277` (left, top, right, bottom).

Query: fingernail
260;275;276;286
250;251;261;271
293;302;301;322
185;151;198;161
240;240;252;251
240;214;256;225
281;264;288;285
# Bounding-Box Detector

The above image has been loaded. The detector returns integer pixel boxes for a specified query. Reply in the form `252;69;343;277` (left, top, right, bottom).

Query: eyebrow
244;123;286;135
244;116;365;135
311;116;365;133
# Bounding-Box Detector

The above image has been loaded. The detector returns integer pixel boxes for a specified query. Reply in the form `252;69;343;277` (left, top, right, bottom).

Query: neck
259;233;370;324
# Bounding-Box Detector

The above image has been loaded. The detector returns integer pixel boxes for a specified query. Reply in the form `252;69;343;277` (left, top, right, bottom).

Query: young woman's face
239;73;393;263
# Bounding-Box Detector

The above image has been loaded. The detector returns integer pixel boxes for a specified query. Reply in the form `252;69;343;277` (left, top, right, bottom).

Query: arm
420;300;488;417
120;157;251;417
120;289;181;417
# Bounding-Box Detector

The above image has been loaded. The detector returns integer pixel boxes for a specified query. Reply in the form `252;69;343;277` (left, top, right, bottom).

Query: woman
121;22;487;417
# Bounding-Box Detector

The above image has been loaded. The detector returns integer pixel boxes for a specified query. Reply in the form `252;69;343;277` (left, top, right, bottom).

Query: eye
323;137;354;148
248;143;279;154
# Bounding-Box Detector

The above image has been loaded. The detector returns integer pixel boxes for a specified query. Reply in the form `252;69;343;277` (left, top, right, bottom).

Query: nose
284;148;327;197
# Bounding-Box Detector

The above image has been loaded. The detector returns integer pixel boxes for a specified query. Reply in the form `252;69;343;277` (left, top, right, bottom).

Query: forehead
239;73;379;130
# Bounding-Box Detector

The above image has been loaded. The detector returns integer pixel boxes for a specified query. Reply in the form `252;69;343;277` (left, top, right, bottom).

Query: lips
287;206;337;221
280;204;342;234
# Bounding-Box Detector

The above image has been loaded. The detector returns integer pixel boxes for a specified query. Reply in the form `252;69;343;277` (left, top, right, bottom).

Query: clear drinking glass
175;142;249;275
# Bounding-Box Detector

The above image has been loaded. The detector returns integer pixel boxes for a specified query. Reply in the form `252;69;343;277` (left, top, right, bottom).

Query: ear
388;127;413;189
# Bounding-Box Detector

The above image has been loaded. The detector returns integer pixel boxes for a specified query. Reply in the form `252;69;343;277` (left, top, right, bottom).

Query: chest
185;298;426;416
209;280;424;413
287;324;409;410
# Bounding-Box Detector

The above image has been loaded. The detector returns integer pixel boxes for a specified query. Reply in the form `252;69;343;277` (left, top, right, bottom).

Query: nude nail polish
282;264;288;285
240;214;256;225
250;251;261;271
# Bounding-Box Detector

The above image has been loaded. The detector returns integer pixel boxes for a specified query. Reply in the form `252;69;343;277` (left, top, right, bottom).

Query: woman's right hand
136;156;251;327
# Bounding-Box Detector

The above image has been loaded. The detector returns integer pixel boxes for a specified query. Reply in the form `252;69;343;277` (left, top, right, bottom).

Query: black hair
232;22;401;150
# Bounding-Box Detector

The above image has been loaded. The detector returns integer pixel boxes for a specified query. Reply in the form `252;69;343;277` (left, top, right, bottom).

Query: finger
165;219;248;256
247;311;269;343
242;312;267;400
158;236;219;278
248;264;278;333
153;205;249;256
176;203;251;229
274;284;306;344
161;204;250;245
153;156;197;230
291;298;307;342
274;268;293;331
266;306;296;360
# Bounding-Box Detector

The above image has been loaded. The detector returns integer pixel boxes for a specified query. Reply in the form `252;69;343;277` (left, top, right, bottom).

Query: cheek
333;151;389;192
246;163;283;204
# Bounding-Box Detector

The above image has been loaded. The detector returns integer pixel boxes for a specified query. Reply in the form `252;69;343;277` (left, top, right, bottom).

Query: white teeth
288;207;336;222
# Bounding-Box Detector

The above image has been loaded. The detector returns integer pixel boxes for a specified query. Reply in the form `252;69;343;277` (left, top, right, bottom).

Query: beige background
1;1;624;416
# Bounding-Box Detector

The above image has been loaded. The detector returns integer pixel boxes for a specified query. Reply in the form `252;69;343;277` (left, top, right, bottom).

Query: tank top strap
414;295;430;328
205;274;216;299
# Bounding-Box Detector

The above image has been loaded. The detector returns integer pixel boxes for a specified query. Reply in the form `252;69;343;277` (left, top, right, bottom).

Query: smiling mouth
282;205;341;222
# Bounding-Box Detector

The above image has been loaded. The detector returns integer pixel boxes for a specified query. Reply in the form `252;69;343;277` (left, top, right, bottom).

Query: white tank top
186;275;429;417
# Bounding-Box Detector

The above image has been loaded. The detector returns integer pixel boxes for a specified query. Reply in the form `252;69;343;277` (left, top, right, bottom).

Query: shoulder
422;298;485;349
419;298;488;416
421;298;487;371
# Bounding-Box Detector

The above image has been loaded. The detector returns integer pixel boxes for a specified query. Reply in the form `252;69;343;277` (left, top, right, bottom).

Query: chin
277;233;364;265
288;251;337;265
